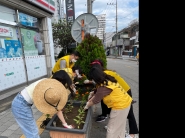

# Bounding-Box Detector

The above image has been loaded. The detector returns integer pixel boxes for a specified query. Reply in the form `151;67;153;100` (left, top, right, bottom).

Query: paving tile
32;108;38;114
0;111;7;116
12;128;22;135
5;113;13;118
3;121;14;127
8;134;22;138
0;125;9;132
0;117;11;123
0;122;5;127
8;124;19;130
34;114;42;120
1;129;14;137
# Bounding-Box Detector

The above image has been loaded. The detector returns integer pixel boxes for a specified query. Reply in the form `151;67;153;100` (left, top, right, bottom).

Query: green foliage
63;101;74;120
73;103;86;129
46;114;50;118
75;34;107;77
57;49;65;59
52;19;75;55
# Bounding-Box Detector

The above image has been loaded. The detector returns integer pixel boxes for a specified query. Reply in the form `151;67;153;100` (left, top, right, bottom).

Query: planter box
45;102;92;138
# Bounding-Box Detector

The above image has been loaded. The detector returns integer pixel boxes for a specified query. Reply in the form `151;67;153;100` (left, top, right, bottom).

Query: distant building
105;18;139;57
95;14;106;44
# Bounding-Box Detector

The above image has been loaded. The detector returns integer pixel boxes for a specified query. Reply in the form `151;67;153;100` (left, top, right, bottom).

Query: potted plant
45;101;92;138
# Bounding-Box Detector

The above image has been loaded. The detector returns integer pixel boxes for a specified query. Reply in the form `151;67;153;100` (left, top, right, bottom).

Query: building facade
106;19;139;57
0;0;55;94
95;14;106;44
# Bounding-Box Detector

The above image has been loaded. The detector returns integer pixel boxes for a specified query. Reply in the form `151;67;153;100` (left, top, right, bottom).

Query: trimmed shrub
75;34;107;77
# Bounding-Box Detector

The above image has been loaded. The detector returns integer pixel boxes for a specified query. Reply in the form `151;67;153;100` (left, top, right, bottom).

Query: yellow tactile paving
20;114;54;138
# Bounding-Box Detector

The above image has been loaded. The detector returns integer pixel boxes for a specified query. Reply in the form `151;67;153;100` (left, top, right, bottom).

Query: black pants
101;89;139;134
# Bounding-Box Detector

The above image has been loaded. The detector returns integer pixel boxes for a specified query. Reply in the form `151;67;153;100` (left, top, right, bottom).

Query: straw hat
33;78;68;114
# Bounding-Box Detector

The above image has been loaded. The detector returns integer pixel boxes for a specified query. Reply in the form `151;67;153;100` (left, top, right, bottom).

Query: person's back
52;51;81;74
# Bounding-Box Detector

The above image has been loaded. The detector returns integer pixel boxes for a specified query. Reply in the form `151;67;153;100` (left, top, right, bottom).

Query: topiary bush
75;34;107;77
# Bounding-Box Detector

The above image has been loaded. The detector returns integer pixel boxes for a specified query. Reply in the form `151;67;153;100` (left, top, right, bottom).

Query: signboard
19;12;38;27
65;0;75;23
0;26;13;37
24;0;55;14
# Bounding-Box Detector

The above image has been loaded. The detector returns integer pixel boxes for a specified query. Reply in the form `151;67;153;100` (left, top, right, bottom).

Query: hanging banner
0;26;13;37
65;0;75;23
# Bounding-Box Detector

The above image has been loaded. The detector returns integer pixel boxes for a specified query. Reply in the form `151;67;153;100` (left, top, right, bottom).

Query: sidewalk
106;55;137;61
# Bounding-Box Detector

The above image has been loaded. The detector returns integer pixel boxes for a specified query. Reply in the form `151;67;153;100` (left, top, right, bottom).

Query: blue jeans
11;93;40;138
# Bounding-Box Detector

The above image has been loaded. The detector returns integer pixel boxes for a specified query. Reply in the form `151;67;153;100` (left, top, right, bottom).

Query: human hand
77;74;82;78
91;80;96;85
84;79;90;84
75;82;79;84
88;91;94;100
83;102;89;110
72;87;77;94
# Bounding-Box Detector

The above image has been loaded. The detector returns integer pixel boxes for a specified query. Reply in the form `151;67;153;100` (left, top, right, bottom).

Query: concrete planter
45;103;92;138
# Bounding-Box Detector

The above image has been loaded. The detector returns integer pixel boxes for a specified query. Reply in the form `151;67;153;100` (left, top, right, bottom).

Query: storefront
0;0;55;93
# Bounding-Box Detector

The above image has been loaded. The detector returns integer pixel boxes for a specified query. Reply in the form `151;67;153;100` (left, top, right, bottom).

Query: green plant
73;103;86;129
75;34;107;77
52;19;75;55
46;114;50;118
63;101;74;120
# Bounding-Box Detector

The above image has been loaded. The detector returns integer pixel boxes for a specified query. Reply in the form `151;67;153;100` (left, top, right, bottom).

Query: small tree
75;34;107;77
52;20;75;55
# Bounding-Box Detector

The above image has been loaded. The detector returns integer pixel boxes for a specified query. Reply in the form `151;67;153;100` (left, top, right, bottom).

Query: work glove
72;87;77;94
91;80;96;85
84;102;89;110
75;82;79;84
75;70;82;78
84;79;90;84
88;91;94;100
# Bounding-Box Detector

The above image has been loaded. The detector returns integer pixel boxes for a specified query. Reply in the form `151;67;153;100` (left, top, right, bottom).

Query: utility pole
87;0;95;13
107;0;118;57
116;0;118;57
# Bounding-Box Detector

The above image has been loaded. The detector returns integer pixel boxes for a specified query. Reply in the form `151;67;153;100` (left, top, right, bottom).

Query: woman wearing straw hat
11;70;76;138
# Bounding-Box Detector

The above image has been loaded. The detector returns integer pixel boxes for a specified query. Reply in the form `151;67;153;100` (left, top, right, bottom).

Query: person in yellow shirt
84;67;132;138
89;59;139;138
52;51;81;77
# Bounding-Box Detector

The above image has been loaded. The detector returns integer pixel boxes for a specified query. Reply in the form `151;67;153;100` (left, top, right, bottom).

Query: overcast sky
69;0;138;33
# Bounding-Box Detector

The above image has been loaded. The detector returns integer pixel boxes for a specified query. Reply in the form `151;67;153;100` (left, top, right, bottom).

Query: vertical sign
65;0;75;23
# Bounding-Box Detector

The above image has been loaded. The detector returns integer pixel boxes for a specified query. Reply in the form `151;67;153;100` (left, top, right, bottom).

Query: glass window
0;5;16;22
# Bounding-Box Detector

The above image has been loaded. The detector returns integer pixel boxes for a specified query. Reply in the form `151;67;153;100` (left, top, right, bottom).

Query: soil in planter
55;105;87;129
